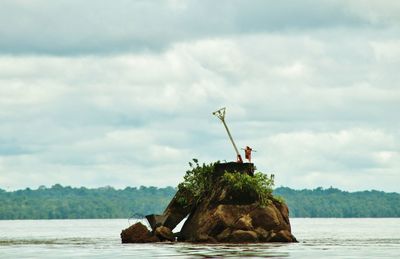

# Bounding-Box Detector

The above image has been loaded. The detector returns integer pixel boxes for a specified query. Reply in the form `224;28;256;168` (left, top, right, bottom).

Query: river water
0;218;399;258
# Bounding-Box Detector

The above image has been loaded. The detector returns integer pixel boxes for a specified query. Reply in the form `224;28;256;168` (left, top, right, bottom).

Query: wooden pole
213;107;243;162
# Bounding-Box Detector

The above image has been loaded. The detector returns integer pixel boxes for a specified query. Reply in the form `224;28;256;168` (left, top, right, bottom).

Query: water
0;218;399;258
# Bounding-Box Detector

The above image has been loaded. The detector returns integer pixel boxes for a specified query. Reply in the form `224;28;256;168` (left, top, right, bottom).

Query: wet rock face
179;201;297;243
231;230;258;242
120;222;159;243
154;226;175;242
120;223;175;243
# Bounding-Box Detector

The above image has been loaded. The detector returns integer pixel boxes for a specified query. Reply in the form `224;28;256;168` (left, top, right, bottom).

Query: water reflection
167;243;291;258
0;238;103;246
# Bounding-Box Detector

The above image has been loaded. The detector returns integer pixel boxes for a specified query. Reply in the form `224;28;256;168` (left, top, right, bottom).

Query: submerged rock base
121;222;174;243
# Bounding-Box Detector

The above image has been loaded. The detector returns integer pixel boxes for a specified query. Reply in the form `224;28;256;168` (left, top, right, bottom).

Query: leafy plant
176;159;218;206
176;159;280;207
222;171;275;206
273;195;285;204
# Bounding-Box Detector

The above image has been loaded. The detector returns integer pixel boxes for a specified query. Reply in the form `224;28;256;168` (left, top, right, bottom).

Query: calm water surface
0;218;399;258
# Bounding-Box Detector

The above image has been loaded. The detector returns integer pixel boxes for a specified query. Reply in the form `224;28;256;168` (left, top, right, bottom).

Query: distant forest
0;185;399;219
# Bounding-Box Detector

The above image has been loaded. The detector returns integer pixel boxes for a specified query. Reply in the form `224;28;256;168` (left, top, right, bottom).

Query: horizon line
1;184;398;194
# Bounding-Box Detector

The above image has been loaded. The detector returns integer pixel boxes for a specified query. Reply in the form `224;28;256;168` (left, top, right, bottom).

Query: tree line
0;185;399;219
274;187;400;217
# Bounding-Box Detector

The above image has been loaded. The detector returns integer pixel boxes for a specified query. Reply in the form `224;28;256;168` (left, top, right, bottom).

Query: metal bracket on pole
212;107;243;163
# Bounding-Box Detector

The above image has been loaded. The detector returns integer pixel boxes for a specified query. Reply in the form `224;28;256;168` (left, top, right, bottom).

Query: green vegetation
222;172;275;206
0;185;399;219
175;159;276;207
0;184;175;219
176;159;217;206
274;187;400;217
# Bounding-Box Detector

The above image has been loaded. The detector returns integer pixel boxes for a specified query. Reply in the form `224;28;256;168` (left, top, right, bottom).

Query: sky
0;0;399;192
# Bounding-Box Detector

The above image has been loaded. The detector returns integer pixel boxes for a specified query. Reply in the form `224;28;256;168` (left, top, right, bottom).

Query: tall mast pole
213;107;243;163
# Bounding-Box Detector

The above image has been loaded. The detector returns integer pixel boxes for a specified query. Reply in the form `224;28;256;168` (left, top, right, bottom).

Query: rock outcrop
121;222;160;243
121;222;175;243
121;162;297;243
178;169;296;242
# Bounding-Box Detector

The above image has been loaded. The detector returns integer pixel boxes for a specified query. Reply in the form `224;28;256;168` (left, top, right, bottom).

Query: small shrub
176;160;279;207
176;159;218;206
273;195;285;204
222;171;275;206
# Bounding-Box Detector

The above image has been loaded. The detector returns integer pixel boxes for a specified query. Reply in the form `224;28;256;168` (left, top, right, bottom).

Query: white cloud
0;1;399;192
371;40;400;63
0;0;394;55
258;128;399;191
347;0;400;25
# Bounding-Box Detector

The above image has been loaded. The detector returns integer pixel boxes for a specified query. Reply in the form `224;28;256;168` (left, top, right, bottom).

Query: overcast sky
0;0;399;192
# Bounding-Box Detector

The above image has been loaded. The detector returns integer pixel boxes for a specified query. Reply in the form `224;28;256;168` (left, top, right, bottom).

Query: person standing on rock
243;146;255;162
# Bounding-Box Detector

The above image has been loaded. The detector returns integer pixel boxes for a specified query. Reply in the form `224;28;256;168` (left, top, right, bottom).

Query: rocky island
121;160;297;243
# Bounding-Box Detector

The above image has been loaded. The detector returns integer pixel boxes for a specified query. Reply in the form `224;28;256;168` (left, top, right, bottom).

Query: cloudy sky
0;0;399;192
